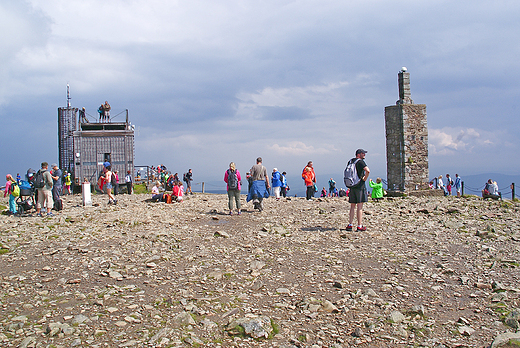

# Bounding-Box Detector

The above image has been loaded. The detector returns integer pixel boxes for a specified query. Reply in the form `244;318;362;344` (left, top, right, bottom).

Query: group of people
222;149;371;233
482;179;501;200
97;101;111;122
4;162;66;216
431;174;462;197
151;180;184;203
152;167;194;195
147;167;194;204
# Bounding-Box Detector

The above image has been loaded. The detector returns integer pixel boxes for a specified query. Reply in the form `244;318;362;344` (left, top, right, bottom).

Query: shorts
348;183;368;204
106;183;113;189
37;189;54;209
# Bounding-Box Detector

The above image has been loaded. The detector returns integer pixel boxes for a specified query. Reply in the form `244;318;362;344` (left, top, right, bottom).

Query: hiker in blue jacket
271;168;282;200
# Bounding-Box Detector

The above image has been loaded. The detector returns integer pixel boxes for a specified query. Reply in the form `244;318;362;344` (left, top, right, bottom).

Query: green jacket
369;180;383;199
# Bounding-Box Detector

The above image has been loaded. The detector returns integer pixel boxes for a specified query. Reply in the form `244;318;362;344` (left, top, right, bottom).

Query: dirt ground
1;192;519;347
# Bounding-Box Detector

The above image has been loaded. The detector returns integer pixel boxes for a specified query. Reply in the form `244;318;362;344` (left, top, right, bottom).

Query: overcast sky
1;0;519;188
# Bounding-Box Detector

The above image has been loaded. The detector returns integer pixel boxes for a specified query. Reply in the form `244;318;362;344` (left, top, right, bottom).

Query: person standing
454;174;462;198
302;161;316;201
36;162;54;217
438;175;446;195
4;174;17;215
445;174;453;196
184;169;193;194
271;168;282;200
103;101;111;121
98;104;104;122
63;171;72;195
125;170;133;194
346;149;370;232
105;165;117;205
328;178;336;197
113;170;120;195
224;162;242;215
280;171;288;198
51;164;63;211
247;157;270;211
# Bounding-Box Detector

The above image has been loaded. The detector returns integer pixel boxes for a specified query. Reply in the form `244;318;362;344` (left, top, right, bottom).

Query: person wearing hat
36;162;54;217
51;163;63;211
346;149;370;232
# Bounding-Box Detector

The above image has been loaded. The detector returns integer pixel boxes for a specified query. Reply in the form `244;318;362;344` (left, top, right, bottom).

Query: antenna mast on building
67;84;71;108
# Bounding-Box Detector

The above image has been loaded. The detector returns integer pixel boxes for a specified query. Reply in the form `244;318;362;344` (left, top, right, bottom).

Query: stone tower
384;68;429;192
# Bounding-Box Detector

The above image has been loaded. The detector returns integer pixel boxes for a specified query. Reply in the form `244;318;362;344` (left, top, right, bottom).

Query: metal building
72;110;135;186
58;85;78;174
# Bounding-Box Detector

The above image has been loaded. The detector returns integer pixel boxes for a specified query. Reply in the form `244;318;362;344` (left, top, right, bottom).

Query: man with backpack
183;169;193;195
344;149;370;232
35;162;54;217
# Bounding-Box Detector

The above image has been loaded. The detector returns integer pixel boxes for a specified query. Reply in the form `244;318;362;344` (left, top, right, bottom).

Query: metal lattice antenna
67;84;71;108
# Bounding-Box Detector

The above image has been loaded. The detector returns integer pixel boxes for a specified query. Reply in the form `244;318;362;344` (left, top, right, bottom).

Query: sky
1;0;519;190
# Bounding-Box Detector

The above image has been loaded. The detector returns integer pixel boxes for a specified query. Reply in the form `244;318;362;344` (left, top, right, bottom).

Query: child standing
63;172;72;195
4;174;17;215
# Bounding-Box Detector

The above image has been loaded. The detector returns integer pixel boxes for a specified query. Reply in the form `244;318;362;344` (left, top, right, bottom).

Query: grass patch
0;249;9;255
133;183;148;194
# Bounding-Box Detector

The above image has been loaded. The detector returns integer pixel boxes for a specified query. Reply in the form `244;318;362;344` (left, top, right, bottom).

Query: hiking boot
356;226;367;232
47;212;54;217
346;224;353;231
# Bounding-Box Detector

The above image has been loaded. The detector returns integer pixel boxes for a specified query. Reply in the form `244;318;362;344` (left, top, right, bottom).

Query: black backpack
33;170;45;189
227;169;238;190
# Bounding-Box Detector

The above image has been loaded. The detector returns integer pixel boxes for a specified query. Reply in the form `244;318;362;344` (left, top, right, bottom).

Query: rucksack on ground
344;158;361;188
33;170;45;189
227;169;238;190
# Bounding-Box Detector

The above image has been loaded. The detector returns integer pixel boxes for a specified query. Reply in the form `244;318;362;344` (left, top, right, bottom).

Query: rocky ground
1;192;520;348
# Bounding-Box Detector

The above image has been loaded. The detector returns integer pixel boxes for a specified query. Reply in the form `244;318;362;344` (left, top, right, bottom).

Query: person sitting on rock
482;179;501;200
151;181;164;202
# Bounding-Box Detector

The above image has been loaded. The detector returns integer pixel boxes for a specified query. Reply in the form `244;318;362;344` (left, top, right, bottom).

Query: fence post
202;182;205;193
511;183;515;200
461;181;464;196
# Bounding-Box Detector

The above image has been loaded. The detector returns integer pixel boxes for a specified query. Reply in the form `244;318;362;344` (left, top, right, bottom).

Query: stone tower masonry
385;68;429;192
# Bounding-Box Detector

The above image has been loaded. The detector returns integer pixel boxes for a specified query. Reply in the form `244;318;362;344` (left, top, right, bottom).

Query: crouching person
172;181;184;202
